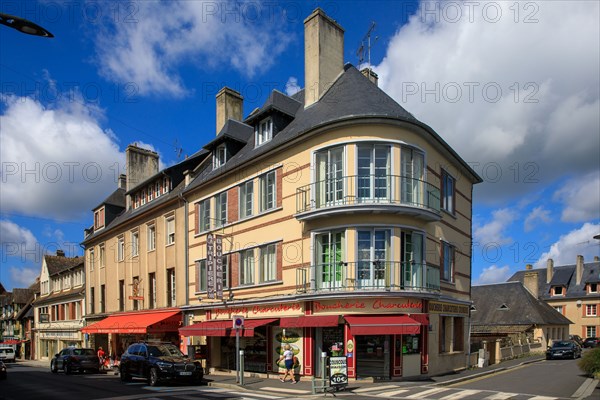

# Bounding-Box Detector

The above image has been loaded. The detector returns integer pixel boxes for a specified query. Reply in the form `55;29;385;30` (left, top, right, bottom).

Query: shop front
82;309;182;360
180;297;430;380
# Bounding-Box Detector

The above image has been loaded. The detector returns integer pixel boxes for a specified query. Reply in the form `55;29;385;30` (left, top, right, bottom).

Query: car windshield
147;344;184;357
552;341;572;348
72;349;95;356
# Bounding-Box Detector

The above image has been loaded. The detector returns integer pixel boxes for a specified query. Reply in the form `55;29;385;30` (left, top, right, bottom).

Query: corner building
181;9;481;379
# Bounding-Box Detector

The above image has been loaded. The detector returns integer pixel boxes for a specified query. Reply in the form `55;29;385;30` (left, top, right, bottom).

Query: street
0;357;597;400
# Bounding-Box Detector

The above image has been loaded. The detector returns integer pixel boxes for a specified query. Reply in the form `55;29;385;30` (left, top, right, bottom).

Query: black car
546;340;582;360
51;347;100;374
582;337;600;348
119;342;203;386
0;360;7;379
569;335;584;347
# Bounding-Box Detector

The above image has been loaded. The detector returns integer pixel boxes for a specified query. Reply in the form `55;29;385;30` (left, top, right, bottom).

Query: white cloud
285;77;301;96
376;1;600;203
535;222;600;267
9;266;38;288
474;208;517;246
0;92;124;221
553;171;600;222
475;265;512;285
524;206;552;232
0;220;38;263
93;2;294;97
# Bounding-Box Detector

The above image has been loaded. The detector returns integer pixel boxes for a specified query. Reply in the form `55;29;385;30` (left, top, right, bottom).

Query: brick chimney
524;268;539;298
126;144;159;210
216;87;243;135
576;255;584;285
118;173;127;190
546;258;554;283
304;8;344;108
361;67;379;86
56;249;65;257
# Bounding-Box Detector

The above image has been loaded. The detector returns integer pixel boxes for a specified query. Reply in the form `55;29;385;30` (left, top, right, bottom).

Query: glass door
357;230;389;289
316;147;344;208
316;231;344;290
403;232;424;289
357;145;390;203
401;148;424;206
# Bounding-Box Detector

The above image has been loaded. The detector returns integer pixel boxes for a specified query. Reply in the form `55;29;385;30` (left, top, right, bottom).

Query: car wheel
194;373;204;385
120;367;131;382
149;367;159;386
50;360;58;373
65;363;72;375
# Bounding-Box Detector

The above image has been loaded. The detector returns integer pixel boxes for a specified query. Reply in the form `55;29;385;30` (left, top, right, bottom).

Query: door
316;231;345;290
401;148;424;206
315;147;344;208
403;232;424;289
357;230;389;289
356;335;390;379
357;145;391;202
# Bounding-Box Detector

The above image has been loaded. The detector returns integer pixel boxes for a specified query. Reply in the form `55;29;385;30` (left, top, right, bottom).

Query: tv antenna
174;139;183;160
357;21;378;69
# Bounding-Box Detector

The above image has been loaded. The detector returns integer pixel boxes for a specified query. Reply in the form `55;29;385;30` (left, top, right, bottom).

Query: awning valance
180;318;278;337
279;315;339;328
82;310;180;334
344;315;420;335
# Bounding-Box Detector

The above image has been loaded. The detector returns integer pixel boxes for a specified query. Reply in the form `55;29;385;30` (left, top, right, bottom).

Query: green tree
578;347;600;378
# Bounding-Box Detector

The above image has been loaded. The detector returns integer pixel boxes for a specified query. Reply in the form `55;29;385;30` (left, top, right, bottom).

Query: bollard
239;350;245;386
321;351;327;392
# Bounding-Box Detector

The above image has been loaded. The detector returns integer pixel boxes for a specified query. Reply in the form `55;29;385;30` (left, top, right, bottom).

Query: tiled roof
44;255;84;276
471;281;572;327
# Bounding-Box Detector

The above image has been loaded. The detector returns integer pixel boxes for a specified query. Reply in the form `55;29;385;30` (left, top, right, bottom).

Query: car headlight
156;361;172;370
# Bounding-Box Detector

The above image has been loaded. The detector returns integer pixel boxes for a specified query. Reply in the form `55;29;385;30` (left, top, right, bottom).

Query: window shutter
276;242;283;281
194;203;200;235
276;167;283;208
228;187;239;224
195;261;200;293
231;252;239;287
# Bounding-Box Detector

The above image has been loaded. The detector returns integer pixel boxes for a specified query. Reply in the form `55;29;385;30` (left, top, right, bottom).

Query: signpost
233;316;244;383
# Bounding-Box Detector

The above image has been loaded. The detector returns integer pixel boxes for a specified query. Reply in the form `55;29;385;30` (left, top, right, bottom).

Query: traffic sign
233;315;244;329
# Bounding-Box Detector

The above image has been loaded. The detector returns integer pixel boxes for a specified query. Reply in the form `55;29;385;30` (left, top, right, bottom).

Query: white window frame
199;198;211;232
167;268;176;307
442;169;456;214
148;184;153;201
118;236;125;262
586;304;597;317
259;170;276;212
214;144;227;168
99;244;105;267
589;283;598;293
89;248;95;271
166;216;175;245
586;326;597;338
240;181;254;218
163;177;170;194
147;224;156;251
259;243;277;283
441;241;455;283
131;231;139;257
215;192;227;228
240;249;255;286
255;117;273;147
553;305;564;314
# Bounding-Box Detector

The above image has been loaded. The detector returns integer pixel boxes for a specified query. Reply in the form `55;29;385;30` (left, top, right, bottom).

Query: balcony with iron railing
295;261;440;294
295;175;441;221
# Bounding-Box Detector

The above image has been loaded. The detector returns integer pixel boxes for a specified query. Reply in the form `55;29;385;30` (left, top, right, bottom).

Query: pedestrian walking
97;346;105;370
277;344;298;384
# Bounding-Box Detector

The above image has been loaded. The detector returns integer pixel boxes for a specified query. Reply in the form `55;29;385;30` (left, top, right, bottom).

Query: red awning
82;310;180;334
180;318;278;337
344;315;420;335
409;314;430;326
279;315;339;328
0;340;20;345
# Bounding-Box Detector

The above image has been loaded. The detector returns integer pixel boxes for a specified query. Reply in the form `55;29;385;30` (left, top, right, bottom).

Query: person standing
97;346;105;370
277;344;298;384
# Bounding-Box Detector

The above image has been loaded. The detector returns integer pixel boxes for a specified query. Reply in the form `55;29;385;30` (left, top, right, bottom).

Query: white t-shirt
283;349;294;360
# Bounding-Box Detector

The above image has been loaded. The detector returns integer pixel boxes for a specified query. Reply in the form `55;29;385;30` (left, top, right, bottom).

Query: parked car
0;347;15;363
569;335;584;347
546;340;582;359
50;347;100;374
582;337;600;348
119;342;203;386
0;360;7;379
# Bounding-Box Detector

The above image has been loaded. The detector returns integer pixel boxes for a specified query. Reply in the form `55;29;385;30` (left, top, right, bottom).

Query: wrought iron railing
296;175;441;214
296;261;440;293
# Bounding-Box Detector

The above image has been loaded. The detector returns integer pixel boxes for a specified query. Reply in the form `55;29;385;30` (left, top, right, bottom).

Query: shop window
453;317;464;351
401;334;420;354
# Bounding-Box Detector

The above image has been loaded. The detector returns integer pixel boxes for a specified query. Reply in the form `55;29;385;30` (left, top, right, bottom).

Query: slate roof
508;261;600;300
44;255;84;276
245;89;303;123
471;282;572;330
93;188;126;211
204;120;254;150
184;64;482;194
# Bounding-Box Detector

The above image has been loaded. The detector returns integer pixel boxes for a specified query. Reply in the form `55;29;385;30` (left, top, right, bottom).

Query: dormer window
255;117;273;147
94;208;105;230
163;177;170;194
588;283;598;294
141;188;147;205
134;193;140;209
155;182;160;198
214;144;227;168
148;184;153;201
552;286;564;296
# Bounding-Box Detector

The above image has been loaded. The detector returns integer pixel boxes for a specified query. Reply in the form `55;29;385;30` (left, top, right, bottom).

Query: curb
433;358;545;386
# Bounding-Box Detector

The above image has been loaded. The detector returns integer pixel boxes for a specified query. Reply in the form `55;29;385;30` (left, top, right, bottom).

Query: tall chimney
576;255;584;285
304;8;344;108
546;259;554;283
126;145;159;210
118;174;127;190
524;270;539;298
216;87;243;135
594;256;599;262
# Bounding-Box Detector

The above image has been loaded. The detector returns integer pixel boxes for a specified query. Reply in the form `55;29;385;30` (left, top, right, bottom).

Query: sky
0;0;598;291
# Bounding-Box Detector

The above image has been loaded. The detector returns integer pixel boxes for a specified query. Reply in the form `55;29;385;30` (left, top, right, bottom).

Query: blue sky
1;0;599;291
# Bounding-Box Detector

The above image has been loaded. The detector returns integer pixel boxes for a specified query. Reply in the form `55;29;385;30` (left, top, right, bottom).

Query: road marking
376;388;410;397
572;377;597;399
258;386;309;394
439;389;480;399
484;392;518;399
353;384;401;393
406;387;449;398
528;397;558;400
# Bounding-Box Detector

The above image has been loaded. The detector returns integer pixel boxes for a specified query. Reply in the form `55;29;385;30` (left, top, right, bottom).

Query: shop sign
213;303;303;317
215;235;223;299
207;233;215;299
428;301;469;315
329;356;348;387
129;277;144;301
313;299;422;313
273;327;302;372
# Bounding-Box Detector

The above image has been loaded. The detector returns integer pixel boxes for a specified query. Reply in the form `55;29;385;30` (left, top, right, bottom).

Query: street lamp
0;12;54;38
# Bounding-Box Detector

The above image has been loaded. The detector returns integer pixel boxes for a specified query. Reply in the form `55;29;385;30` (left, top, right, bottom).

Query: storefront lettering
372;299;422;310
428;301;469;315
213;303;302;317
314;299;422;312
314;301;366;311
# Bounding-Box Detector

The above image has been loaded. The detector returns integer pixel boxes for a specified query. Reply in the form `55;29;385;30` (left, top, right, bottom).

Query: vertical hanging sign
206;233;215;299
215;235;223;300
